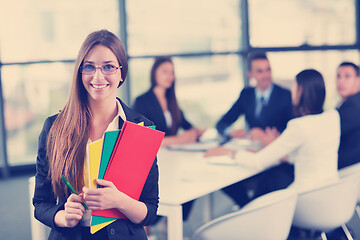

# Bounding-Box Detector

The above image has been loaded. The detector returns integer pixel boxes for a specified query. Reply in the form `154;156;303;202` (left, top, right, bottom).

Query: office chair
191;188;298;240
29;176;50;240
339;162;360;219
292;173;360;240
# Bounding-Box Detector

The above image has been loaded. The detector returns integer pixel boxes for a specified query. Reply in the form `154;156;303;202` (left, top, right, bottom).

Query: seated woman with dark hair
205;69;341;192
133;56;204;226
133;56;203;146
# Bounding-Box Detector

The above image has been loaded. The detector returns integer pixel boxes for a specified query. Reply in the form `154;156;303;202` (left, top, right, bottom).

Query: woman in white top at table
205;69;341;193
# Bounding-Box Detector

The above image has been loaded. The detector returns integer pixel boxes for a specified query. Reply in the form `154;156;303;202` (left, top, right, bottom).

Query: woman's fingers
95;179;115;188
204;147;230;157
58;193;87;228
64;206;84;216
85;202;102;210
65;202;85;215
68;193;85;203
64;213;83;227
82;188;109;210
65;194;86;214
65;213;82;221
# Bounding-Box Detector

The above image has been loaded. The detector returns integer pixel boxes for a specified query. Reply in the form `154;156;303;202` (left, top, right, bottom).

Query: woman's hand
54;194;86;228
179;129;198;144
82;179;125;211
204;146;233;158
229;129;247;138
248;127;266;141
83;179;147;224
195;128;206;138
162;128;205;146
260;127;280;146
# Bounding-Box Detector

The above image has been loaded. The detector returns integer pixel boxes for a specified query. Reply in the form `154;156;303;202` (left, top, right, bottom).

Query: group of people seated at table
131;51;360;225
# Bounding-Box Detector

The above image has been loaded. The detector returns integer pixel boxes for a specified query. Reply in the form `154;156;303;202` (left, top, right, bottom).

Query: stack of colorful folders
87;121;165;234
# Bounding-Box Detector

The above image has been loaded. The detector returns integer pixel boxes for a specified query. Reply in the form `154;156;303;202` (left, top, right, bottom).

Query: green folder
98;130;120;182
91;215;117;225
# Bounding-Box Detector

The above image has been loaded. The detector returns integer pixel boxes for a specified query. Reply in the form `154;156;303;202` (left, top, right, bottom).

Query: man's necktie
255;96;265;119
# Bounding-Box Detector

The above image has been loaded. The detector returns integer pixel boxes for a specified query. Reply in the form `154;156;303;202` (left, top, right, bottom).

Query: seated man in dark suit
216;51;293;139
216;51;294;207
336;62;360;169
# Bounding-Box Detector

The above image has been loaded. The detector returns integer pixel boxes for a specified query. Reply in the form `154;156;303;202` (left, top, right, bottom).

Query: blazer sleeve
180;110;193;130
132;97;147;116
279;89;293;132
338;98;360;134
216;90;245;135
138;157;159;226
136;118;159;226
33;116;65;229
235;119;304;170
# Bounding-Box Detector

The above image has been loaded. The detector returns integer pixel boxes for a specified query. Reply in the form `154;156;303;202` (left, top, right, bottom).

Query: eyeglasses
80;64;122;75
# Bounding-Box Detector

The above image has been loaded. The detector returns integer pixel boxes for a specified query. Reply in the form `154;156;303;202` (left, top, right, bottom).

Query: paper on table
224;138;262;151
206;155;238;166
167;141;220;152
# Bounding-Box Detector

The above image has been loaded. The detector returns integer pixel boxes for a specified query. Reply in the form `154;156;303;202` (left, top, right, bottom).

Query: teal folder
98;130;120;182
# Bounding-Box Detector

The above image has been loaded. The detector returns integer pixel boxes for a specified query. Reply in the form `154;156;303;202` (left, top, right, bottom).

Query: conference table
156;140;261;240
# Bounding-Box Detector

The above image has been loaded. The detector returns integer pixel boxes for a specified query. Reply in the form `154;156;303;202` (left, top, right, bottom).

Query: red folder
92;121;165;219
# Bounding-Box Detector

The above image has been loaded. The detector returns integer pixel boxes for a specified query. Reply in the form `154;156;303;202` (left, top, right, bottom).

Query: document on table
167;141;220;152
206;155;238;166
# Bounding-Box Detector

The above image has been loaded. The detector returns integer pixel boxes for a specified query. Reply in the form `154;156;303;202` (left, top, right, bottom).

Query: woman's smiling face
81;44;122;103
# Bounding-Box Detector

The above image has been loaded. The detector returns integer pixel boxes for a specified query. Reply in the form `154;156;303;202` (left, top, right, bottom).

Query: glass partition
126;0;241;56
2;63;72;165
0;0;120;165
249;0;356;47
0;0;120;62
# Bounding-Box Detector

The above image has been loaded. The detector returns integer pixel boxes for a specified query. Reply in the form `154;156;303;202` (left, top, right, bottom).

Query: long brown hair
150;57;182;135
47;30;128;201
293;69;325;117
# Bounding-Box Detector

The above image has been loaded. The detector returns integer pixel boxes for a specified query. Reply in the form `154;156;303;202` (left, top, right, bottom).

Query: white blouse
234;109;341;192
163;110;173;129
81;100;126;226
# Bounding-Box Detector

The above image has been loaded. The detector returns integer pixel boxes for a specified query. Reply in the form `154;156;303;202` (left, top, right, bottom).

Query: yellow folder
88;139;116;233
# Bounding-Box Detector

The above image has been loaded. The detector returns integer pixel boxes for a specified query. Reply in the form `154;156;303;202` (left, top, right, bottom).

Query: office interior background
0;0;360;239
1;0;359;175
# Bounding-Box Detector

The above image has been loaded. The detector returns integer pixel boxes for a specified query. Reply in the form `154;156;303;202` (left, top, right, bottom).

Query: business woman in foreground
33;29;159;240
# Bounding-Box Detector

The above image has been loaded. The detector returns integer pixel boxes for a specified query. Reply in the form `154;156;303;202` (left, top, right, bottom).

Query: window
0;0;120;62
2;63;72;165
0;0;120;165
126;0;241;56
249;0;356;47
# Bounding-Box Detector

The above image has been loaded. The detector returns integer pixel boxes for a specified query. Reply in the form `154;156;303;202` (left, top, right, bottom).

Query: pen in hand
61;175;89;210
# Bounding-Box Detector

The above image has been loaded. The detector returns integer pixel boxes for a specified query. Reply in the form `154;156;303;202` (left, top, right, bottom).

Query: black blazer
337;92;360;169
33;98;159;240
132;89;192;136
216;84;293;135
